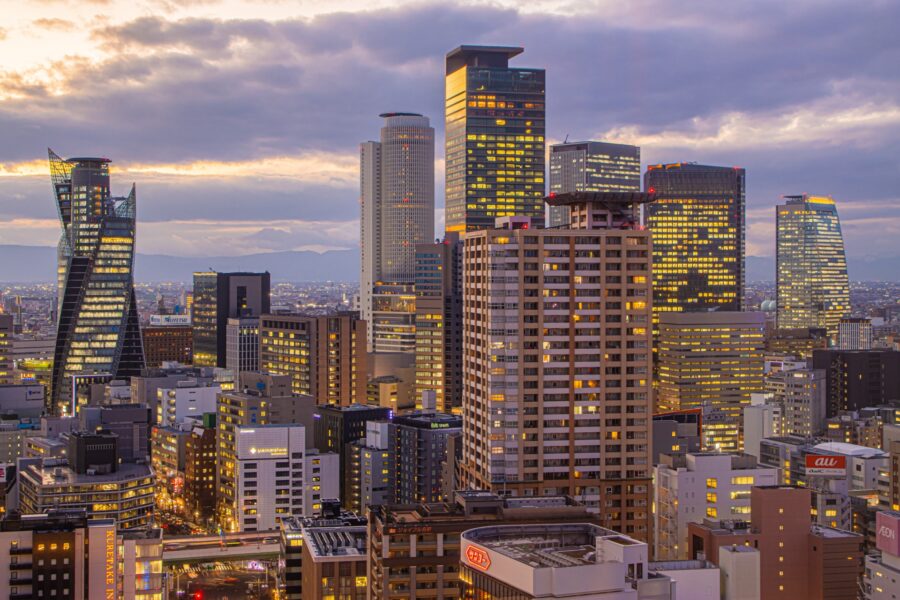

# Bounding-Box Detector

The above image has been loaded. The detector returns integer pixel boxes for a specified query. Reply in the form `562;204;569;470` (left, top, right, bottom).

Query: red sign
465;545;491;572
877;511;900;556
805;454;846;476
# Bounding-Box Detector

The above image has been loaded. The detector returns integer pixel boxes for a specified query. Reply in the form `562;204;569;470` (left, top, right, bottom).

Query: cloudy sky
1;0;898;274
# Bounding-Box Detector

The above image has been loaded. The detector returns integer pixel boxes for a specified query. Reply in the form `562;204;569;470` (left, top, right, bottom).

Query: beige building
460;192;654;539
657;311;765;452
259;312;367;406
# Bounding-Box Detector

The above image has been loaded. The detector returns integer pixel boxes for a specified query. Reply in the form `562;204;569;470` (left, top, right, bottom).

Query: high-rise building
444;45;545;233
191;271;270;368
414;234;463;412
657;312;766;452
48;151;144;415
156;380;220;427
811;349;900;416
184;413;217;525
360;113;435;352
644;163;745;320
369;282;416;354
460;192;654;538
345;421;394;515
0;314;12;385
548;141;641;227
225;316;259;378
766;367;827;438
838;317;873;350
392;411;461;504
776;195;850;341
141;323;192;367
259;312;367;405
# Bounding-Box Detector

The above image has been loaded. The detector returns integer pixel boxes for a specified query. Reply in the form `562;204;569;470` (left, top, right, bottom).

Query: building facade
548;141;640;227
49;151;144;415
460;193;654;539
776;195;850;341
225;316;259;378
444;45;545;233
812;349;900;416
838;317;873;350
141;324;192;367
392;411;461;504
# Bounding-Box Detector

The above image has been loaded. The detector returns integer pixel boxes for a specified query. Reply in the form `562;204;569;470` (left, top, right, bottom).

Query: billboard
149;315;191;326
464;544;492;572
877;511;900;556
805;454;846;476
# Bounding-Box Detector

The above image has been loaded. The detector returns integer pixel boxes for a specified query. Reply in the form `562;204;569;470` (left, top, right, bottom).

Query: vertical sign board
804;454;846;476
87;522;118;599
877;511;900;557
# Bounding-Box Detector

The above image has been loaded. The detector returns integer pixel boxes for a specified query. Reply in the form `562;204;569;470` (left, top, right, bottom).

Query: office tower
156;380;220;426
766;326;829;359
149;425;189;511
230;424;338;532
215;373;319;531
360;113;435;353
225;316;259;378
369;282;417;353
460;192;654;538
77;403;152;463
548;141;641;227
141;322;192;367
688;486;863;600
838;317;873;350
863;511;900;599
766;367;827;438
191;271;270;368
313;403;391;505
0;314;11;385
653;452;778;560
414;234;463;413
48;151;144;416
657;312;766;451
259;312;367;405
392;411;461;504
17;433;154;529
444;45;546;233
812;349;900;415
185;412;217;525
776;195;850;341
651;410;702;463
645;163;745;319
345;421;394;515
367;492;601;600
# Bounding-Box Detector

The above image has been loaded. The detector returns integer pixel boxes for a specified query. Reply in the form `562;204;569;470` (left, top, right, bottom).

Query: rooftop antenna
563;134;569;143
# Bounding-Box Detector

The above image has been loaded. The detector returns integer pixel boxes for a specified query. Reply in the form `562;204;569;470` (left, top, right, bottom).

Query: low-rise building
157;379;220;427
863;510;900;599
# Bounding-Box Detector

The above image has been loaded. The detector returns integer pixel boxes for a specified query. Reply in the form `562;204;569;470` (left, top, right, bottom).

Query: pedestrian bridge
163;531;280;564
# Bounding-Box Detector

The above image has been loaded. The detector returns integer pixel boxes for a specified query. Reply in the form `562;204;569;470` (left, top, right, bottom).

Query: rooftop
544;191;656;207
24;461;152;487
812;441;887;458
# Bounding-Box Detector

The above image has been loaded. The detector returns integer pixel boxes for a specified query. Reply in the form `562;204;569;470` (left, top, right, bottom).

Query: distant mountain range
0;244;896;282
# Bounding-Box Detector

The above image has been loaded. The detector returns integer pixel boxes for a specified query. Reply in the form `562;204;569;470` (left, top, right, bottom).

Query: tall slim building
444;45;546;233
360;113;434;352
192;271;269;368
414;234;463;413
776;195;850;341
0;314;12;385
645;163;745;318
460;192;654;539
548;141;641;227
48;151;144;415
225;316;259;378
657;312;766;451
259;312;367;405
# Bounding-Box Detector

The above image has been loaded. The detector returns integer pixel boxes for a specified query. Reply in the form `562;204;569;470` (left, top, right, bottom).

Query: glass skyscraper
444;45;545;233
548;141;640;227
645;163;746;319
49;149;144;415
776;195;850;341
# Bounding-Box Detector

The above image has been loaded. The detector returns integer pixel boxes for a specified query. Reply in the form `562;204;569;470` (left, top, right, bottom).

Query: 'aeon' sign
877;511;900;556
805;454;846;476
464;544;492;572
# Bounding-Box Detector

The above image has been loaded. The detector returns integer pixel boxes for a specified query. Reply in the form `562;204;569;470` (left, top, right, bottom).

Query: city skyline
0;1;898;281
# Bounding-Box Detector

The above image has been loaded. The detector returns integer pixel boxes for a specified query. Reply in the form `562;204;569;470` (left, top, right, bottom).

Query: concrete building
688;486;863;600
150;424;189;511
765;327;829;360
345;421;394;515
717;545;761;600
863;510;900;599
414;235;463;413
392;411;461;504
156;379;220;427
839;317;873;350
141;323;192;367
130;362;223;416
743;397;783;460
77;403;151;463
766;367;827;438
812;349;900;416
0;314;12;384
652;410;702;464
191;270;270;368
360;113;435;353
0;383;45;418
225;316;259;379
461;192;654;539
367;491;601;600
259;312;367;405
184;413;216;525
366;374;414;414
657;312;766;452
460;523;678;599
654;452;778;560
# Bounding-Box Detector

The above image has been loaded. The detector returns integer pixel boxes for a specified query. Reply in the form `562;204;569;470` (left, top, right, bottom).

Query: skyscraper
460;192;654;539
191;271;270;368
444;45;546;233
644;163;746;318
776;195;850;340
49;150;144;415
360;113;435;353
548;141;640;227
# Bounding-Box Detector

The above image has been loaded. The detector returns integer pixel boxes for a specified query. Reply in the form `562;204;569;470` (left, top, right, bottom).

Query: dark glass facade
645;163;746;319
445;46;545;233
49;150;144;415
